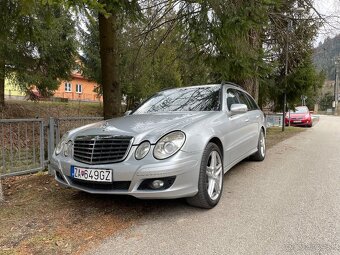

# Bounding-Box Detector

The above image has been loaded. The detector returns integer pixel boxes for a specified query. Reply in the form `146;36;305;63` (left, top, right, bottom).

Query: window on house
65;83;72;92
76;84;83;93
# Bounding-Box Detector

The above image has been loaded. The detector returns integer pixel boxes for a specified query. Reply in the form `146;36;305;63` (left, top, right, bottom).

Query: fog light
150;180;164;189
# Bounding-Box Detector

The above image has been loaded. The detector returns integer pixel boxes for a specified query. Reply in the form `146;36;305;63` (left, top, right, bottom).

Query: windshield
290;106;308;114
133;86;221;114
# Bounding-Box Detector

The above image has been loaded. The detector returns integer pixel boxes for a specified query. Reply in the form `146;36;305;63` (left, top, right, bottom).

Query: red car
285;106;313;127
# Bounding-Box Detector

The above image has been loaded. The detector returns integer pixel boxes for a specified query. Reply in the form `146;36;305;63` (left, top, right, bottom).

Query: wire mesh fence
0;117;103;178
55;117;103;144
0;119;45;177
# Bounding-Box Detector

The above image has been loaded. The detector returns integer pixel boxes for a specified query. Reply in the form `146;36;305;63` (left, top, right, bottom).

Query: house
4;72;102;102
54;72;102;102
4;78;26;100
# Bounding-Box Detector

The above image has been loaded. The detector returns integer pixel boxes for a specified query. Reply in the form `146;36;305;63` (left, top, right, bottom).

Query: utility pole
282;19;292;132
335;57;340;115
281;7;304;131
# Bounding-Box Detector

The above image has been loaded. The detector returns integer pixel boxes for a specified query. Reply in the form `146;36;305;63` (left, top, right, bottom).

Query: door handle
245;119;249;122
256;115;260;119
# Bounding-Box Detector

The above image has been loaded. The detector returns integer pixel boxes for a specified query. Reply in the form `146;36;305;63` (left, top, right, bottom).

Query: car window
245;93;259;111
292;106;308;113
226;89;239;111
236;91;252;111
133;86;221;114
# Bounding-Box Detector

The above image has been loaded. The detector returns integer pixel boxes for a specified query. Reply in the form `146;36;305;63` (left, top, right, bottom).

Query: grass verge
0;126;306;254
0;100;102;119
266;126;306;149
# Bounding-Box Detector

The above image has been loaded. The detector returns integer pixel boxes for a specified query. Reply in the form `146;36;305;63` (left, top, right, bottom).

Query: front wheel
186;143;224;209
250;130;266;161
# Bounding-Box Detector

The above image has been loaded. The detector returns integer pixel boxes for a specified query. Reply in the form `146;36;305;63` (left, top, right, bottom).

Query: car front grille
73;135;133;164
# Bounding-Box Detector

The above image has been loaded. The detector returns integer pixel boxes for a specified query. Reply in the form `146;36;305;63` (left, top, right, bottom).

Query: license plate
293;120;302;123
71;166;112;182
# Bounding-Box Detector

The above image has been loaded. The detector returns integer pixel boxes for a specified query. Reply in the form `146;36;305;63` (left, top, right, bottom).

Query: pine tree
0;0;77;107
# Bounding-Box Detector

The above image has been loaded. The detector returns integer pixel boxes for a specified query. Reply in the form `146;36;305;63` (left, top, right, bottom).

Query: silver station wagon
51;83;266;208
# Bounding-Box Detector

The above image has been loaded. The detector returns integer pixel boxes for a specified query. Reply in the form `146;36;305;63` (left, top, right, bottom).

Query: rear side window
226;89;239;111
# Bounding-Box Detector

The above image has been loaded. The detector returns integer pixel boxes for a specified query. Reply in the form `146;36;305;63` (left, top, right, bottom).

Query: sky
314;0;340;45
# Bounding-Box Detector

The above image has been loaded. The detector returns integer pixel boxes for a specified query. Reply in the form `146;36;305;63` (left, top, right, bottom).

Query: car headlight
63;140;73;157
135;141;151;160
153;131;186;160
55;132;69;156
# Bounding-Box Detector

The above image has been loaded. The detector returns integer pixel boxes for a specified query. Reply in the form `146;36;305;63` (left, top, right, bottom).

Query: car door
235;90;259;152
223;88;249;166
244;93;262;149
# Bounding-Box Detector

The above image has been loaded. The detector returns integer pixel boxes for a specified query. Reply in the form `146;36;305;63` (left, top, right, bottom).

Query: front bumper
285;118;312;126
51;146;201;199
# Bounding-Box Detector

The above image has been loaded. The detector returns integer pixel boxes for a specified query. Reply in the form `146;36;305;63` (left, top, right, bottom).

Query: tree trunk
0;59;5;109
98;12;121;120
239;28;260;102
242;77;259;102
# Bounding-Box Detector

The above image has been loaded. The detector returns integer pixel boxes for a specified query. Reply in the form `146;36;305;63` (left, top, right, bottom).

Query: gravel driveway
88;115;340;255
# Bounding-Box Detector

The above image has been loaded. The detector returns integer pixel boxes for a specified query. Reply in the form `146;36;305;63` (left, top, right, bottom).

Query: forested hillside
313;34;340;80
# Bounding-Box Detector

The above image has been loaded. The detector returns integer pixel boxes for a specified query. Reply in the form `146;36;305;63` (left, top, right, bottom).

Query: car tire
186;143;224;209
250;129;266;161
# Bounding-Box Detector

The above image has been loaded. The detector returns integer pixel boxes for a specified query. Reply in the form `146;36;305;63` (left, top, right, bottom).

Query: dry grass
0;173;147;255
266;126;306;149
0;101;102;120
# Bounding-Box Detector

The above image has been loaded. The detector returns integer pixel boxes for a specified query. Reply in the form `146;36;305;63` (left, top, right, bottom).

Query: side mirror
124;110;132;116
230;104;248;115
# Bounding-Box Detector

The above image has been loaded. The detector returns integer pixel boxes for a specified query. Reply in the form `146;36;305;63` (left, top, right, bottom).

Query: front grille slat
73;153;93;158
73;135;133;164
92;151;127;154
74;150;93;155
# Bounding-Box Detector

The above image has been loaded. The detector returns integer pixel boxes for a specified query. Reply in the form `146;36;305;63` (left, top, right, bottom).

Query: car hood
68;112;216;144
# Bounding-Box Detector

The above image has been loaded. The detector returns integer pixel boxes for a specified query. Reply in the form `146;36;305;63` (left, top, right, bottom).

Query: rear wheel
250;130;266;161
186;143;223;209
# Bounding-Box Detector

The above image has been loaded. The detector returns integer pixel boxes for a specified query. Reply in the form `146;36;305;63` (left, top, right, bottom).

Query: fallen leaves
0;173;141;254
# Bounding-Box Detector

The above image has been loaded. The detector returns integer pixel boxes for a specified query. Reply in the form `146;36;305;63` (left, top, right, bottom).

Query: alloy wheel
206;151;223;201
260;133;266;157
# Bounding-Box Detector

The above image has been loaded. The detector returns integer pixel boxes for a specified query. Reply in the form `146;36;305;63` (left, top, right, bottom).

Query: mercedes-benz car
51;83;266;208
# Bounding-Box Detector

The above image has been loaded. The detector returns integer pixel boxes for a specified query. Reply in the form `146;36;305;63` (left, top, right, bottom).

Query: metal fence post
40;120;45;171
0;179;3;202
48;117;55;175
55;119;60;145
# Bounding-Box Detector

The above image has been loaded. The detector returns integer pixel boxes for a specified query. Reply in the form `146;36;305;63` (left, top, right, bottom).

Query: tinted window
133;86;221;114
226;89;239;111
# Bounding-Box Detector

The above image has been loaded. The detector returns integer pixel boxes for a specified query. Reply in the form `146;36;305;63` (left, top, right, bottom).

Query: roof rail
221;81;244;89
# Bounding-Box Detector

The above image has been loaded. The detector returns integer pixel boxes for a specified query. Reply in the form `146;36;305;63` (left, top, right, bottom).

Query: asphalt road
88;115;340;255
